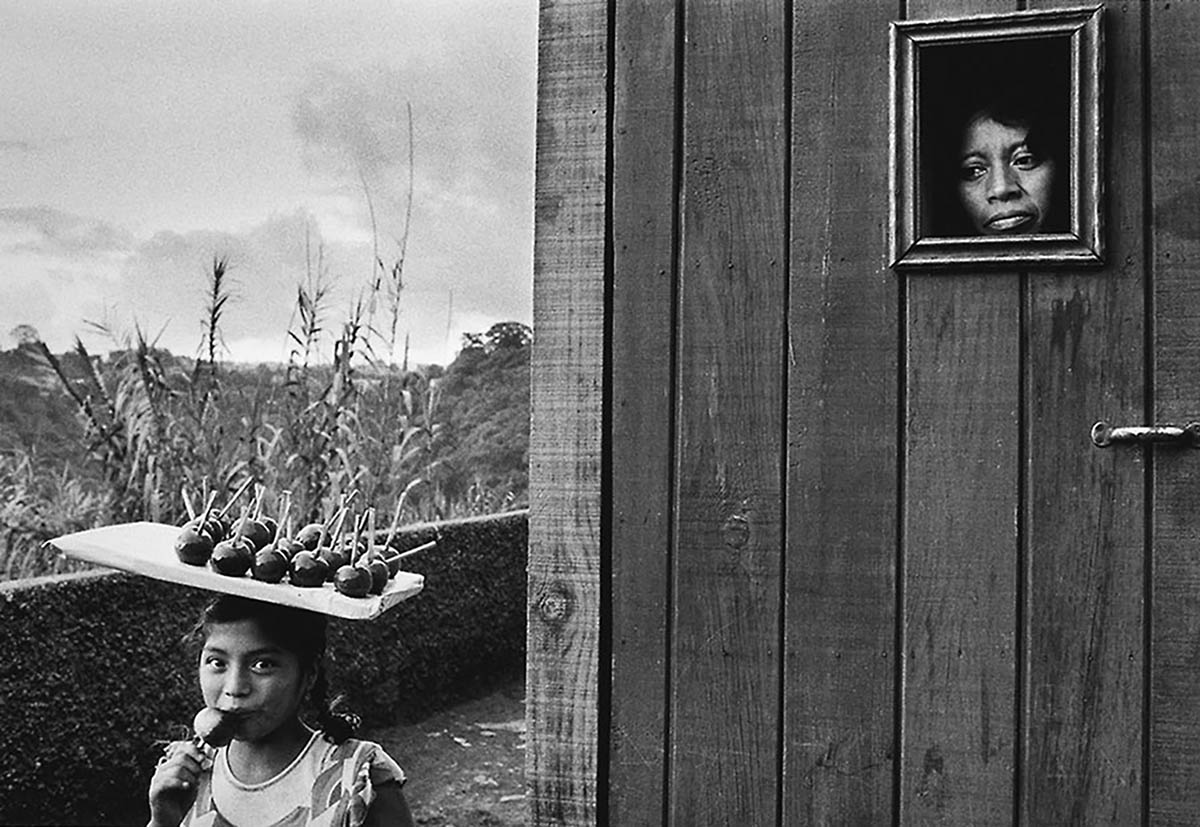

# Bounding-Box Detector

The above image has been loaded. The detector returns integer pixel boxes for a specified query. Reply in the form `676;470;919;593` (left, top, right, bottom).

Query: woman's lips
986;212;1035;232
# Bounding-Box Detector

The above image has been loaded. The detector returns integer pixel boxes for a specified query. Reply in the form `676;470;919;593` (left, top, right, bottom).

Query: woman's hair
924;93;1068;236
190;595;360;744
920;38;1071;236
965;97;1056;160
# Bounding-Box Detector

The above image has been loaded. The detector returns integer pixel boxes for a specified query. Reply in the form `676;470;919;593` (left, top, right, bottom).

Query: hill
0;345;94;466
436;331;531;506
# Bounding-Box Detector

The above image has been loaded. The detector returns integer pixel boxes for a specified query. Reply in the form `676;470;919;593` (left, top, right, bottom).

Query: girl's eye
251;659;277;672
203;656;226;671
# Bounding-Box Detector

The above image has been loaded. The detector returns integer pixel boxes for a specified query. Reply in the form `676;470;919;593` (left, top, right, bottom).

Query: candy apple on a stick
252;491;294;583
193;707;238;748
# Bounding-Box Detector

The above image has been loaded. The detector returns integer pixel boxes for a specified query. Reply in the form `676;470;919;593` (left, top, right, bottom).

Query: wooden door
894;0;1144;823
528;0;1200;824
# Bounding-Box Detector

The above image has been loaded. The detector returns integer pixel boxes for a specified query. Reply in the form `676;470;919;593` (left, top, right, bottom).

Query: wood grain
608;0;678;821
783;0;898;823
1149;1;1200;822
902;1;1020;822
1021;2;1145;823
903;277;1020;824
668;0;787;823
527;1;606;823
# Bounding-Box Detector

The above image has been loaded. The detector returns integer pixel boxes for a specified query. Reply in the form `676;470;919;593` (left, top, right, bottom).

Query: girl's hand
147;740;206;827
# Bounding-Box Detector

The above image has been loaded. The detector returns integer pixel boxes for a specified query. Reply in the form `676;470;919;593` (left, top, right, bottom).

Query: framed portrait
890;5;1104;270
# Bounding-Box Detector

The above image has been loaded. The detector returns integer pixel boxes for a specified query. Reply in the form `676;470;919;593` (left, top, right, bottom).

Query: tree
484;322;531;352
10;325;40;348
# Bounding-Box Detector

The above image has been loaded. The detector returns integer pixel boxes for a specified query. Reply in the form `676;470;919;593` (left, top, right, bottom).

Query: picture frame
889;5;1104;270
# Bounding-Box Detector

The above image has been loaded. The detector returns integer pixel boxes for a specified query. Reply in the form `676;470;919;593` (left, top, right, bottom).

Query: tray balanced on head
47;522;424;621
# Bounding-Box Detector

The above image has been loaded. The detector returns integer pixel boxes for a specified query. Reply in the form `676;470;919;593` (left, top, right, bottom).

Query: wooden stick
217;477;255;519
275;491;293;548
181;485;197;522
356;509;374;564
386;539;437;564
321;508;339;532
367;507;377;555
323;490;354;531
327;506;351;552
384;495;405;549
251;484;265;520
347;508;360;565
198;491;219;524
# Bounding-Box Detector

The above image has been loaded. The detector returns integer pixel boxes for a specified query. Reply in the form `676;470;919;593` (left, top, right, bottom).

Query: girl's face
199;619;312;743
958;116;1055;235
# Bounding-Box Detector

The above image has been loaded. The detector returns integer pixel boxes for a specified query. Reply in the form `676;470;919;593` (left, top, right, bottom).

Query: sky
0;1;537;367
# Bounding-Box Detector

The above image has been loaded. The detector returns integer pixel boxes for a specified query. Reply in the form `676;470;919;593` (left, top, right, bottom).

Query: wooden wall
529;1;1200;824
1150;1;1200;823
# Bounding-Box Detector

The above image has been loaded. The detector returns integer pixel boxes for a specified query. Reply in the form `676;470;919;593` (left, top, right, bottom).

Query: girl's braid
309;664;361;744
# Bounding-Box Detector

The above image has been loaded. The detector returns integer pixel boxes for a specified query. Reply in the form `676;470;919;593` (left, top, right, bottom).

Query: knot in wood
536;582;573;625
722;515;749;549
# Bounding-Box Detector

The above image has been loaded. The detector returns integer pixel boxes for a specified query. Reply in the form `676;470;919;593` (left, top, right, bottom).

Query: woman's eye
1012;151;1040;170
251;659;277;672
203;657;225;671
960;164;986;181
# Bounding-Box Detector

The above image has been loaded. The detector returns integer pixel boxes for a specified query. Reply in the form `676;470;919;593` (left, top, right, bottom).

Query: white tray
47;522;424;620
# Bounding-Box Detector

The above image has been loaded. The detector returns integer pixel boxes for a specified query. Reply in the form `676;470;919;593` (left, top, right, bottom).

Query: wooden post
528;1;607;824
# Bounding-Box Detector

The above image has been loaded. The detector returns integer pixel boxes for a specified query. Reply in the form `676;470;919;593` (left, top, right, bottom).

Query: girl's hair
191;595;361;744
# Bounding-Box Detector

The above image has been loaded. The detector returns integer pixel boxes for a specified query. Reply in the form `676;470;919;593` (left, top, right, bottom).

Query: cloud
0;139;39;153
0;214;127;356
3;2;537;366
0;206;135;258
115;209;347;358
292;63;412;181
0;203;475;366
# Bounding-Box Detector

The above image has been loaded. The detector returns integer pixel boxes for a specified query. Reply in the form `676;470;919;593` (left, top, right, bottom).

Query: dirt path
367;671;526;826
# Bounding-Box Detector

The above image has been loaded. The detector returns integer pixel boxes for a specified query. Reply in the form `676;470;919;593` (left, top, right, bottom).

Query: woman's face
199;619;312;743
958;116;1055;235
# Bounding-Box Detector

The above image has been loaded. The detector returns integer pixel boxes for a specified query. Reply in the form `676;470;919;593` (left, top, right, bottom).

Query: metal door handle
1091;421;1200;448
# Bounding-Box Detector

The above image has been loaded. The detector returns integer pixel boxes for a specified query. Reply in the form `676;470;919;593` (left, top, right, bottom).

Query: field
0;259;529;581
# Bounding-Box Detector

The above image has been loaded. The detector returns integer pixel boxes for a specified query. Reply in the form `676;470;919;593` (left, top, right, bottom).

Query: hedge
0;510;527;826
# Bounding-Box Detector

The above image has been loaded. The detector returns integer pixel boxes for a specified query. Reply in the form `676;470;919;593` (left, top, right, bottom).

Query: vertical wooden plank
609;0;676;822
1150;2;1200;822
527;1;605;824
903;279;1019;824
784;0;897;823
668;0;786;823
1023;2;1144;824
902;1;1019;822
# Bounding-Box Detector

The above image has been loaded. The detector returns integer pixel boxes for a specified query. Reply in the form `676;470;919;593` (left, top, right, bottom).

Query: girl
147;595;414;827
